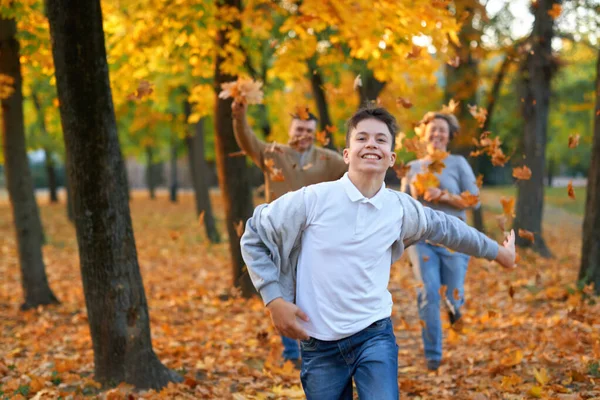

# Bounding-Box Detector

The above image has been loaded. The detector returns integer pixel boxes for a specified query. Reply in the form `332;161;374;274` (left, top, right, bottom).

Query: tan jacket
233;117;348;202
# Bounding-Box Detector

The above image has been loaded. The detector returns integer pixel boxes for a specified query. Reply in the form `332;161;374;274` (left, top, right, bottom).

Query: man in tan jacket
232;100;347;366
232;101;347;203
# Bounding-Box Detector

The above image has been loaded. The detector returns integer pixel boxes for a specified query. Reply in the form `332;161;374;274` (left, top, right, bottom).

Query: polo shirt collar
341;173;385;210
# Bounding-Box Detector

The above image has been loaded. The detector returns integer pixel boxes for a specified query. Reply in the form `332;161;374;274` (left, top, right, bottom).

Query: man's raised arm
232;100;267;168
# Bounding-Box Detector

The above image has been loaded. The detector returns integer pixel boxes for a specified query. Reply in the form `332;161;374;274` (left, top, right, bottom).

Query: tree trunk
513;0;559;257
358;68;386;107
45;0;181;389
169;133;178;203
547;158;555;187
308;59;336;150
145;146;156;199
183;102;220;243
578;48;600;293
65;171;74;222
214;0;256;298
0;17;59;310
32;93;59;203
445;0;485;233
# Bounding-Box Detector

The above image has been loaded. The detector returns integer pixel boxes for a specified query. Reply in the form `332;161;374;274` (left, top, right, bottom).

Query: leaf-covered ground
1;190;599;399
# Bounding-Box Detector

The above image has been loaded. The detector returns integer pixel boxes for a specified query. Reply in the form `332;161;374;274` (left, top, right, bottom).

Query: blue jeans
299;318;399;400
281;335;300;360
410;242;469;362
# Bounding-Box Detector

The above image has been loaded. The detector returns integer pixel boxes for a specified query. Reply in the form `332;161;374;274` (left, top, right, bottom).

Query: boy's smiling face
343;118;396;175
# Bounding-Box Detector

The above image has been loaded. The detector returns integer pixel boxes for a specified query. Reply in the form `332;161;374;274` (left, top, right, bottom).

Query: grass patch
481;185;586;216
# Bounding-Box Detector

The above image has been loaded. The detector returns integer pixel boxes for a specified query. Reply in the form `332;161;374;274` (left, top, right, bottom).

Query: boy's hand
266;298;310;340
424;187;443;202
495;229;516;269
231;100;247;119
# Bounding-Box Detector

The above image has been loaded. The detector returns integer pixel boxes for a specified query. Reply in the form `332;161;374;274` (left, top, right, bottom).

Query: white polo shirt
296;173;402;341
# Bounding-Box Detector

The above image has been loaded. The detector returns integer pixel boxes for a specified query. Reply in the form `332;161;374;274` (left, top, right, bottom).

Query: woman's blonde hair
417;112;460;140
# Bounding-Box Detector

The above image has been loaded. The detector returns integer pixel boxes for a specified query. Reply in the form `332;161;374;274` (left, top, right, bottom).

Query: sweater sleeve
399;192;498;260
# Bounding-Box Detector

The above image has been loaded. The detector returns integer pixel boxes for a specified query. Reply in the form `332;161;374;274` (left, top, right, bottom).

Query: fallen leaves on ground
1;191;600;399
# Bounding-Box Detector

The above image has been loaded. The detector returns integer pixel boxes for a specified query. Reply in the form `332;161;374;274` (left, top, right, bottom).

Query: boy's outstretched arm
495;229;516;269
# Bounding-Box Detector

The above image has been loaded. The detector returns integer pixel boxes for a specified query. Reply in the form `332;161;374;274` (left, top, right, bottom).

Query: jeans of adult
299;317;399;400
408;242;470;363
281;335;300;360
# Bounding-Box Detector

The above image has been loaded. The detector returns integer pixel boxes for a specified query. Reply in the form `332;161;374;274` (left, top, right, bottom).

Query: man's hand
495;229;516;269
231;100;247;120
424;187;443;202
266;298;310;340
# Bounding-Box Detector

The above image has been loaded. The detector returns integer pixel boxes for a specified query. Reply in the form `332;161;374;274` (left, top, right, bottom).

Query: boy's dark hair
345;105;398;149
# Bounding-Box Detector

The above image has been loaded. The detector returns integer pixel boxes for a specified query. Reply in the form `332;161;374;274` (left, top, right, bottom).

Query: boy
241;106;515;399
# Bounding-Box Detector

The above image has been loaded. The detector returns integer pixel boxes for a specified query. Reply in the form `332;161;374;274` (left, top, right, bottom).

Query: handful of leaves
218;78;264;104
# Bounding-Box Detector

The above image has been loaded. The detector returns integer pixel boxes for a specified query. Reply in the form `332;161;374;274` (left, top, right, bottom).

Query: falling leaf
567;181;575;199
568;134;580;148
491;149;510;167
547;3;562;19
198;211;205;226
500;197;515;218
439;285;447;298
422;255;430;262
395;132;406;151
512;166;532;180
393;162;410;179
447;55;460;68
218;78;263;104
419;320;427;328
294;105;310;120
353;74;362;90
441;99;460;114
228;150;246;157
428;160;446;174
509;285;516;299
315;130;330;146
265;141;284;154
403;137;428;158
0;74;15;100
518;229;535;243
302;163;313;171
413;172;440;196
476;174;484;189
127;80;154;100
326;125;338;133
234;220;245;238
453;288;461;301
406;45;422;59
468;105;488;128
533;368;551;386
496;215;507;231
270;168;285;182
396;97;413;109
460;191;479;207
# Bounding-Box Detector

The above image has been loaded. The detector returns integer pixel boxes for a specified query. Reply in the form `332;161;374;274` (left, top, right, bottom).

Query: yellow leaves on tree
413;172;440;196
468;104;487;128
0;74;15;100
512;166;532;181
568;134;580;149
218;78;264;104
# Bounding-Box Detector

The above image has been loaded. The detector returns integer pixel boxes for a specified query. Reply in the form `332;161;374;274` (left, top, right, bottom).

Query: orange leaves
127;80;153;101
501;197;515;218
294;105;310;120
264;158;285;182
403;137;428;159
568;134;580;149
441;99;460;114
413;172;440;196
393;162;410;179
447;55;460;68
218;78;264;104
396;97;413;109
468;104;488;128
512;166;532;181
426;149;449;174
460;191;479;207
518;229;535;243
315;125;336;147
567;181;575;199
471;131;510;167
547;4;562;19
406;45;423;59
0;74;15;100
234;220;244;238
476;174;484;189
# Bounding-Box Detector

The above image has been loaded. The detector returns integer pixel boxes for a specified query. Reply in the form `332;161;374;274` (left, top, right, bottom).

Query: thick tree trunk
358;68;386;107
214;0;256;298
513;0;559;257
45;0;180;389
145;146;156;199
32;93;59;203
578;48;600;293
308;60;336;150
183;103;220;243
169;133;177;203
445;1;485;233
65;172;74;222
0;17;59;310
